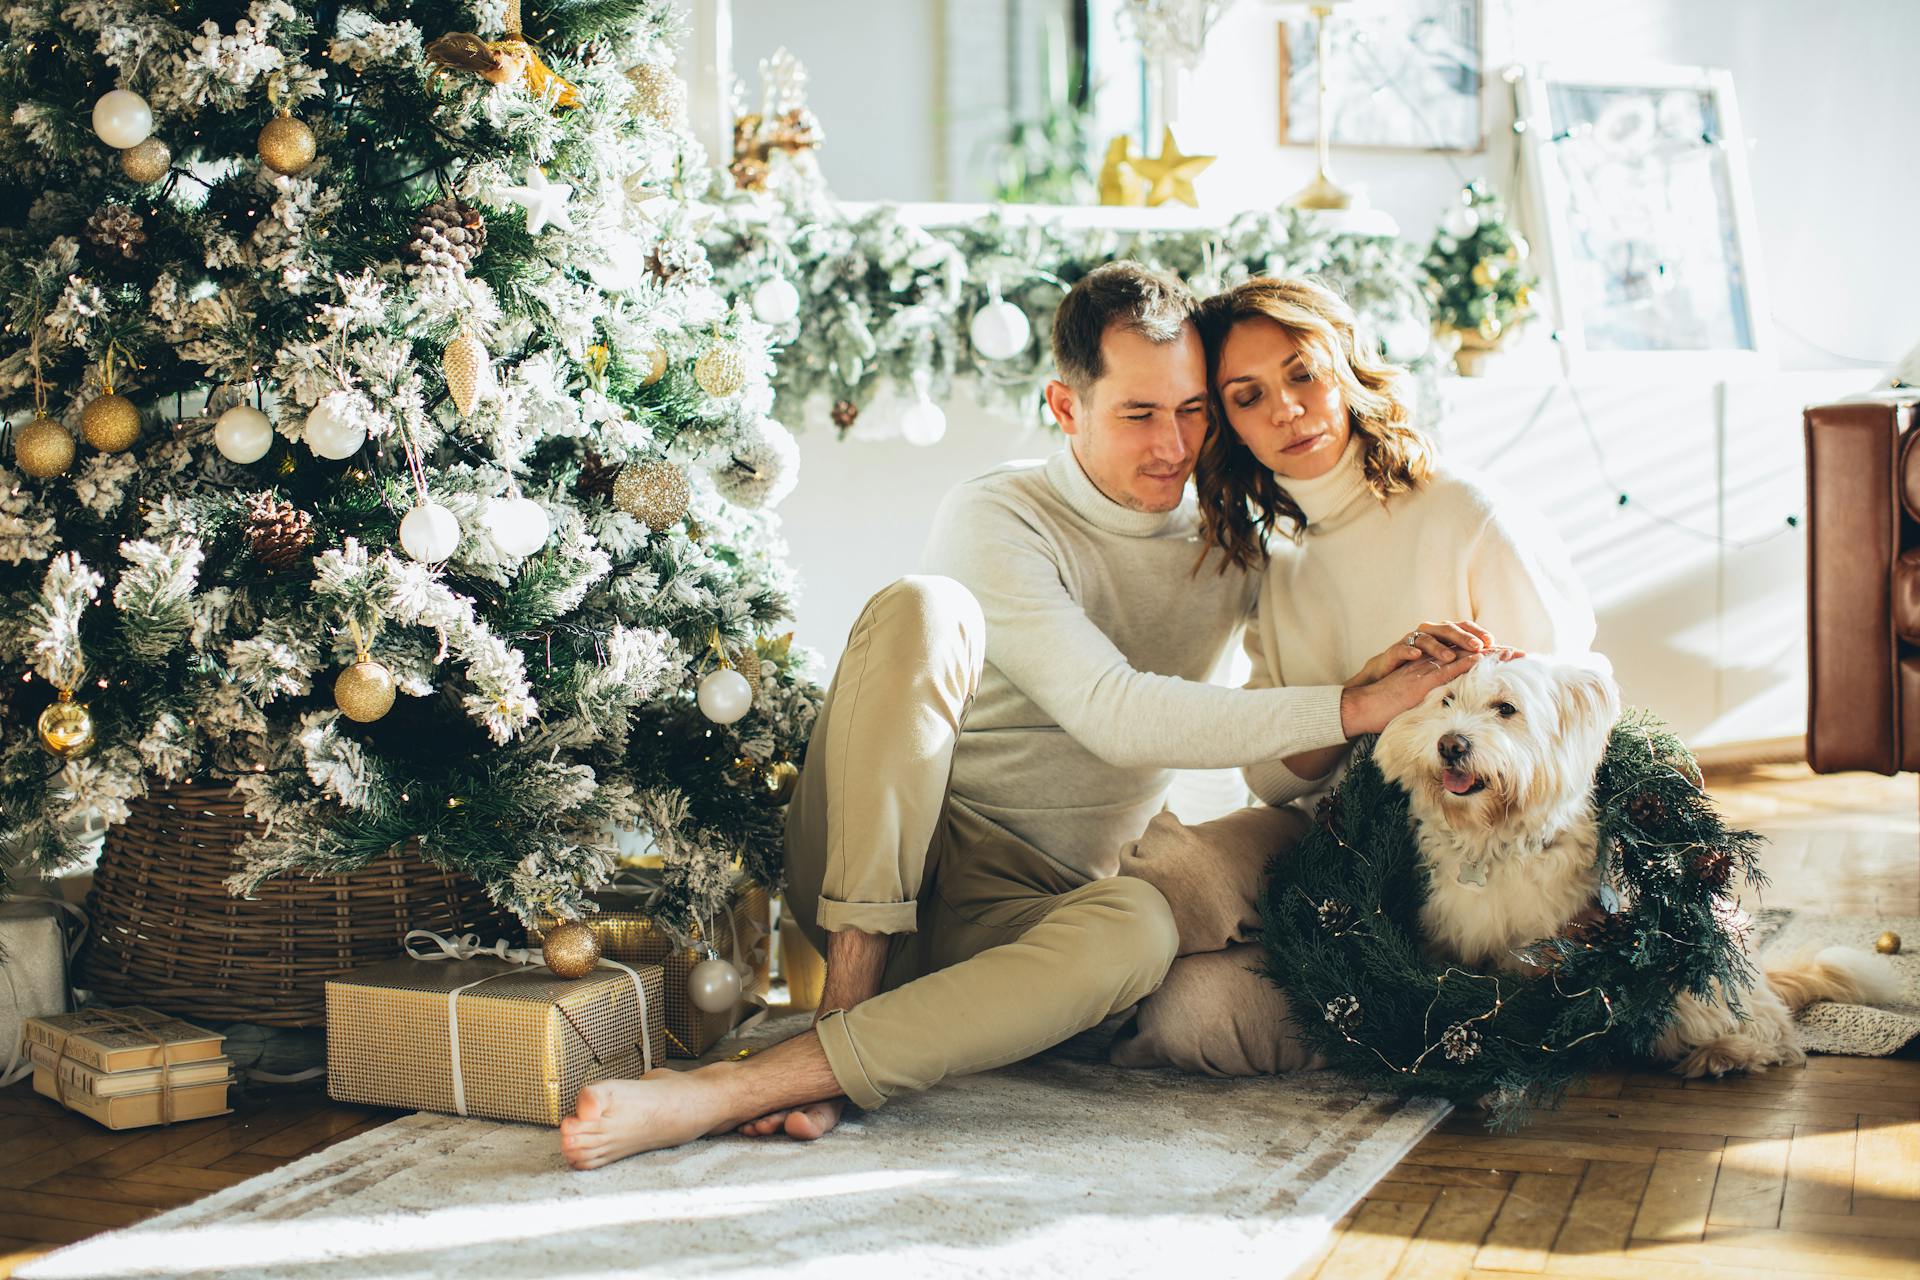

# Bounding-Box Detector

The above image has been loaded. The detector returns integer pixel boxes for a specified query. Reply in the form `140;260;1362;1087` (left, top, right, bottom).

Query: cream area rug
1752;910;1920;1056
18;1014;1447;1280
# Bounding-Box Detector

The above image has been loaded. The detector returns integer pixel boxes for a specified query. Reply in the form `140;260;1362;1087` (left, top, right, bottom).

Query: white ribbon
401;928;655;1117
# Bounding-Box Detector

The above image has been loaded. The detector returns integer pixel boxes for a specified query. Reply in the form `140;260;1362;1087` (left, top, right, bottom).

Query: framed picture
1279;0;1484;153
1518;64;1772;371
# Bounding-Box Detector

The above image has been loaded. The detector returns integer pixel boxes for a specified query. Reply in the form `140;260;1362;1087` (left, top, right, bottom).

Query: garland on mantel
707;201;1437;441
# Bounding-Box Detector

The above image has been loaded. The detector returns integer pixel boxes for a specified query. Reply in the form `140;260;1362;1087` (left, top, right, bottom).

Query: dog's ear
1557;654;1621;748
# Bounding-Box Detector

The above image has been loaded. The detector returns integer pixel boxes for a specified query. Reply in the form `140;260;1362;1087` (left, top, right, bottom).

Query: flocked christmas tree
0;0;818;933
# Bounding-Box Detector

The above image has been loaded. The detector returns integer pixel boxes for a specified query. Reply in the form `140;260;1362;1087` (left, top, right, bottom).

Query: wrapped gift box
532;878;770;1057
325;946;667;1126
3;899;80;1080
32;1065;234;1129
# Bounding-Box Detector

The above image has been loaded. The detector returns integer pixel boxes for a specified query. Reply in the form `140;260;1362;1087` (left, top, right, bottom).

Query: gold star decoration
1098;135;1148;206
1128;127;1215;208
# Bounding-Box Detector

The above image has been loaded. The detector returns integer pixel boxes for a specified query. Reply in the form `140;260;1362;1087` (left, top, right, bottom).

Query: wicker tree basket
76;784;515;1027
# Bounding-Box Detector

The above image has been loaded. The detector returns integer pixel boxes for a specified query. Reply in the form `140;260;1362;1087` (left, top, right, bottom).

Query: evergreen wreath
1260;710;1765;1129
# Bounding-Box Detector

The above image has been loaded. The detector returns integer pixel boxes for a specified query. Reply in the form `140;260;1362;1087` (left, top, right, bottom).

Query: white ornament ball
399;501;461;563
483;496;550;559
92;89;153;150
303;396;366;460
697;667;753;724
749;276;801;326
898;395;947;447
1380;314;1432;363
969;299;1032;361
1442;202;1481;239
712;417;800;510
213;405;273;464
688;956;744;1014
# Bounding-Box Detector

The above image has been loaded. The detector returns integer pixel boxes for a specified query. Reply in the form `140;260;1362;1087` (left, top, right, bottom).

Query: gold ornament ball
1875;930;1902;956
757;759;800;807
81;393;141;452
37;694;95;758
334;659;396;723
120;137;171;184
624;63;685;125
612;459;691;529
542;921;602;979
14;416;76;478
257;114;317;175
638;345;668;386
694;341;747;398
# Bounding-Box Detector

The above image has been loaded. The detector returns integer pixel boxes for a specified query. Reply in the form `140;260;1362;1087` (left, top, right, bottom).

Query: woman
1108;275;1594;1076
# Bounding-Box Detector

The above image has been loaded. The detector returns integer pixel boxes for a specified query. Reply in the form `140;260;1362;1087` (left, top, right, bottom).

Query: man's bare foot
783;1098;843;1140
735;1097;845;1139
560;1068;736;1170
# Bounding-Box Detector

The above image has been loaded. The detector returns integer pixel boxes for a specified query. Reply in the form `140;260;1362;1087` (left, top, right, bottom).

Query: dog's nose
1438;733;1470;765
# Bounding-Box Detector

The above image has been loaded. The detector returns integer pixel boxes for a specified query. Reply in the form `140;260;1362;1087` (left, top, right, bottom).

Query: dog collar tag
1457;862;1488;888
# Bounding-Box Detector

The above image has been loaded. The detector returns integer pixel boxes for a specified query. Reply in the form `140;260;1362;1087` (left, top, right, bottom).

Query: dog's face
1375;655;1620;841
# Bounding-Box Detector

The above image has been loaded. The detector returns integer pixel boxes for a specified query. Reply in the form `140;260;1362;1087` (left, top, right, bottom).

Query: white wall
706;1;1914;750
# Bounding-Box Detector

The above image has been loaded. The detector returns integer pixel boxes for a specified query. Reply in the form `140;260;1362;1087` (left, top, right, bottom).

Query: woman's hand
1345;621;1507;690
1338;649;1481;736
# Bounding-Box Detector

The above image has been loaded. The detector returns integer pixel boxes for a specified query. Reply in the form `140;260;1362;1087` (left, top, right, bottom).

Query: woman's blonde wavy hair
1194;276;1434;573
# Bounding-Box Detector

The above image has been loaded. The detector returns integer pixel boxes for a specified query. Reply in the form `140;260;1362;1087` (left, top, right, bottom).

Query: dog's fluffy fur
1374;655;1896;1078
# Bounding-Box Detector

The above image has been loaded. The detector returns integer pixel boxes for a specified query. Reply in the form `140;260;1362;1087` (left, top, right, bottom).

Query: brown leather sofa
1806;397;1920;774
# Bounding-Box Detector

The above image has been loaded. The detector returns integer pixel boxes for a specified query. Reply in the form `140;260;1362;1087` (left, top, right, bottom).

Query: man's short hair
1051;261;1198;392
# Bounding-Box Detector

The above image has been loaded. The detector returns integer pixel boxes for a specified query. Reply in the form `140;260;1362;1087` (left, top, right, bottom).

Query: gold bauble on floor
612;459;690;529
81;393;141;452
38;692;95;758
1875;930;1902;955
120;137;172;184
541;921;602;978
334;659;396;723
257;114;317;175
14;416;76;477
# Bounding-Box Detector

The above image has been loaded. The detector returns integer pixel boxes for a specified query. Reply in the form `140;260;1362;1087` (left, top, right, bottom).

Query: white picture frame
1280;0;1485;154
1518;63;1772;375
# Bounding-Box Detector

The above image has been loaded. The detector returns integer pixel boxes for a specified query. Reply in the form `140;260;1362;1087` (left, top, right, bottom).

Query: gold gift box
532;880;770;1058
325;956;667;1126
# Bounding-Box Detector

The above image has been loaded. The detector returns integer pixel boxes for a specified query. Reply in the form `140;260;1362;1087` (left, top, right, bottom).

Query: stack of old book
23;1007;235;1129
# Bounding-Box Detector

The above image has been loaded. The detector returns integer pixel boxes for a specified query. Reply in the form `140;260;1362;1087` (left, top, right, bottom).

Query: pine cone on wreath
1689;846;1734;889
1626;791;1668;828
85;205;147;262
407;196;487;275
1314;790;1343;831
243;492;315;572
830;399;859;431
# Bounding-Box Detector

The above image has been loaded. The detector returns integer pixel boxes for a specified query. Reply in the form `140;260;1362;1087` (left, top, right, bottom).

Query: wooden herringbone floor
2;763;1917;1279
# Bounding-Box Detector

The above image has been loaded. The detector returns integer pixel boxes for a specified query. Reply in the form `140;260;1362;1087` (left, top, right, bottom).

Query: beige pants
783;576;1180;1110
1106;805;1324;1076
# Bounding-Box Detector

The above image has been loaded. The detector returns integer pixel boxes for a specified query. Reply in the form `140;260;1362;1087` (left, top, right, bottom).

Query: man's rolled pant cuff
814;1008;888;1109
814;896;920;934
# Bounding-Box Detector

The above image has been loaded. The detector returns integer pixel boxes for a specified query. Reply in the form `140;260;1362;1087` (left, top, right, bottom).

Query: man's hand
1339;649;1481;737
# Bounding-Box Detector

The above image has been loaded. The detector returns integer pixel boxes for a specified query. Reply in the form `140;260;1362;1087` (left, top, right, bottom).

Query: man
559;263;1475;1168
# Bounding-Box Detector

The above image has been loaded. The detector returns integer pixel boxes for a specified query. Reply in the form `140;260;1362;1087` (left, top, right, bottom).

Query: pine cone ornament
1690;847;1733;889
646;234;714;289
1626;791;1668;828
244;492;315;572
84;205;147;262
574;451;621;501
407;197;487;275
1314;790;1344;831
830;399;859;430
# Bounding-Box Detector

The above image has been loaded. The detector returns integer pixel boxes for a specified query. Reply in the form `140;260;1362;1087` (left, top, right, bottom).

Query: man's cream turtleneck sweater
919;449;1348;881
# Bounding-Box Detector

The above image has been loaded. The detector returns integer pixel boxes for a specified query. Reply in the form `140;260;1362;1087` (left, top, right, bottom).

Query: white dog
1374;655;1894;1078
